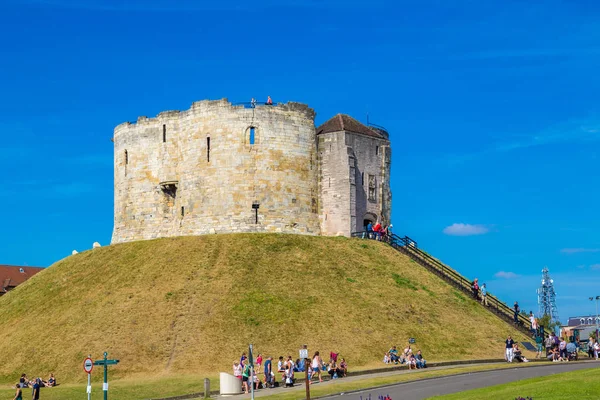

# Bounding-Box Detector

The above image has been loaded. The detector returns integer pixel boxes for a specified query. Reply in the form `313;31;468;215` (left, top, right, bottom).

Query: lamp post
589;296;600;340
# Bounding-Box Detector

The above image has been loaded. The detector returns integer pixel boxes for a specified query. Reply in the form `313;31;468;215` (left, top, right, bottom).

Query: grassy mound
0;234;531;383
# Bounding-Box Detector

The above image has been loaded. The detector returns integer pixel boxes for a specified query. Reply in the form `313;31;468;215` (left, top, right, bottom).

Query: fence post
204;378;210;398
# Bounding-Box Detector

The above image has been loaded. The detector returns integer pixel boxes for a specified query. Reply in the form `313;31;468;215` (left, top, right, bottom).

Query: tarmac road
323;361;600;400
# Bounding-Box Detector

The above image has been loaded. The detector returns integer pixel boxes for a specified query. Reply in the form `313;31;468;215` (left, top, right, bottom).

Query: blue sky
1;0;598;323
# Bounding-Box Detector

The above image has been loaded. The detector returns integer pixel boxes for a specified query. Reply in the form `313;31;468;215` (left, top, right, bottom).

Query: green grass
0;234;534;386
0;375;204;400
428;366;600;399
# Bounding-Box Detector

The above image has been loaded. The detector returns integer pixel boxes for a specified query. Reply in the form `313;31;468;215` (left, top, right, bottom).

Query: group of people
504;335;529;363
586;337;600;359
12;373;56;400
542;332;578;362
470;278;489;306
250;96;273;107
233;351;348;394
383;344;427;369
364;222;392;241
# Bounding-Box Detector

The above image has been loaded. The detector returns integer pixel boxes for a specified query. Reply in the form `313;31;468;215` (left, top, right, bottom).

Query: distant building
0;265;44;296
560;315;600;342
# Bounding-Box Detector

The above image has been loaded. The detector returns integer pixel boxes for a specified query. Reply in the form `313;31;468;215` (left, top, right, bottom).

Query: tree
538;313;560;334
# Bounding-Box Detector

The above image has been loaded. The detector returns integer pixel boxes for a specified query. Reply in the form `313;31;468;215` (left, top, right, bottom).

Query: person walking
471;278;479;300
513;302;520;325
529;311;536;336
480;283;488;306
535;334;544;359
505;335;515;362
311;351;323;383
13;382;22;400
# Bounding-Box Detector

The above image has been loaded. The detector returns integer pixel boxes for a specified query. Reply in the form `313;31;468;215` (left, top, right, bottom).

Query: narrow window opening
207;137;210;162
163;125;166;143
361;172;364;185
376;146;379;155
124;150;128;165
181;206;185;217
249;127;255;145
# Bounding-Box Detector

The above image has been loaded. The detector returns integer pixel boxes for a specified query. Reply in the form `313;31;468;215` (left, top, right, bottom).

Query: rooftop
0;265;45;295
316;114;387;139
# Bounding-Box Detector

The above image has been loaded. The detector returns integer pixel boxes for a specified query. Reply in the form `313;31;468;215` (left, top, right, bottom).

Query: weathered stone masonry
112;99;391;244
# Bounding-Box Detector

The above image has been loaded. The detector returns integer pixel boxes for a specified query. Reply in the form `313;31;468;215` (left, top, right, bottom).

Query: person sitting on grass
406;354;417;369
339;358;348;377
327;359;338;379
46;373;56;387
383;352;391;364
513;344;529;362
415;350;427;368
389;346;400;364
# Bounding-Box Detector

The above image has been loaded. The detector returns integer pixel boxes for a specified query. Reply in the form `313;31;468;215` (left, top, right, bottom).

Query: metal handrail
352;231;537;334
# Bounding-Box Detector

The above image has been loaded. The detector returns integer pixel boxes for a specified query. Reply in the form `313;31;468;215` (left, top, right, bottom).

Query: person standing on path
505;335;515;362
264;356;273;388
311;351;323;383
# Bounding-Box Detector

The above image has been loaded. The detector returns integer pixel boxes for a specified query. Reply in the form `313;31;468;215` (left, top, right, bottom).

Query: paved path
323;361;600;400
213;361;508;400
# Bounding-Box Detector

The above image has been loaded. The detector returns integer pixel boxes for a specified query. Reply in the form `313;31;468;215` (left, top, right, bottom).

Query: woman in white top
233;361;243;379
311;351;323;383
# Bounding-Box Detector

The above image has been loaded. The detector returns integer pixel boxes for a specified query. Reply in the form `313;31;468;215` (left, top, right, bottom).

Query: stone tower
316;114;392;235
111;98;392;244
112;99;320;243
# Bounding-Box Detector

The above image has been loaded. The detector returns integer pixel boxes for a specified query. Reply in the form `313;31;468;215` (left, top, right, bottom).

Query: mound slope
0;234;530;382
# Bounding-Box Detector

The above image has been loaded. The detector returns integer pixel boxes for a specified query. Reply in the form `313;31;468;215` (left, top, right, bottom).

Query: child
383;352;391;364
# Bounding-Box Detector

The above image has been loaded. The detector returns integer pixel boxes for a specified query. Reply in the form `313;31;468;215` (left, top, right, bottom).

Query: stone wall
317;131;352;236
347;133;392;231
112;99;320;244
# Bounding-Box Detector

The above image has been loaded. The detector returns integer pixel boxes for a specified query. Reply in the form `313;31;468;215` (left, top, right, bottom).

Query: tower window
207;137;210;162
124;150;128;165
163;125;166;143
376;146;379;155
249;127;255;145
181;206;185;217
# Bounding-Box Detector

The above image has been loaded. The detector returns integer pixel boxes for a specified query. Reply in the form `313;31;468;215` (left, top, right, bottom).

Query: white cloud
443;223;489;236
560;248;600;254
494;271;520;279
590;264;600;271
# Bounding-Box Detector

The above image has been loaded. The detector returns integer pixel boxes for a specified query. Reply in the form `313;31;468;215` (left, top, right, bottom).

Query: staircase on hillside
352;232;540;338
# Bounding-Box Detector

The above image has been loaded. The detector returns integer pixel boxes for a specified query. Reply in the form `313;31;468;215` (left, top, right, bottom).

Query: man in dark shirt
505;335;515;362
32;378;41;400
513;302;520;324
264;357;273;388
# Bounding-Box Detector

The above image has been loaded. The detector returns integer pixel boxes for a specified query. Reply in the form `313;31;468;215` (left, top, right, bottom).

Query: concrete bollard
204;378;210;398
